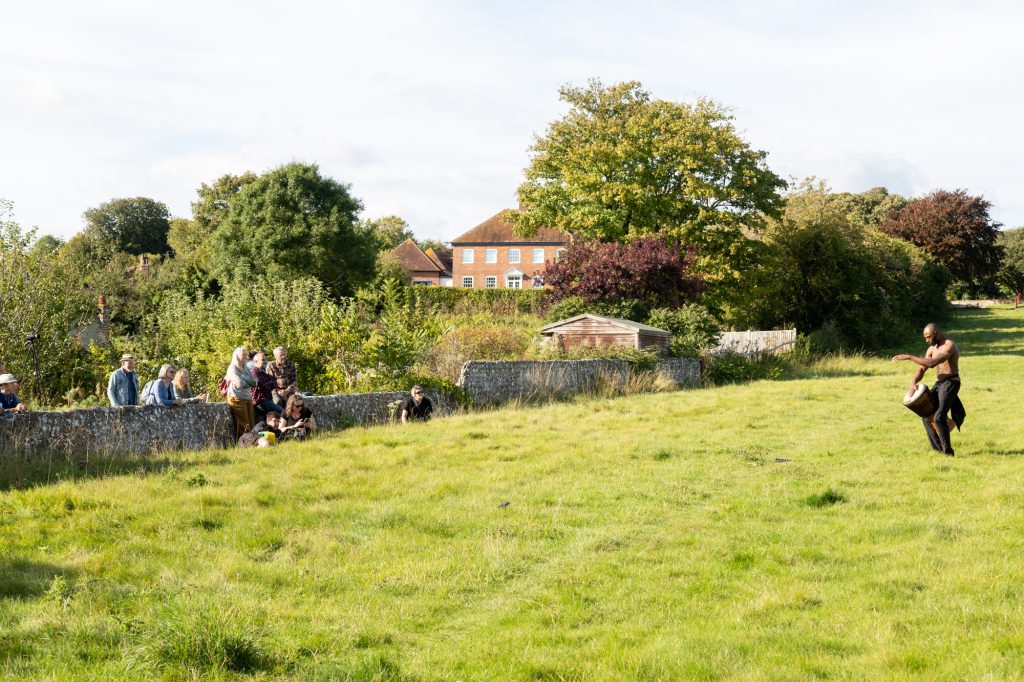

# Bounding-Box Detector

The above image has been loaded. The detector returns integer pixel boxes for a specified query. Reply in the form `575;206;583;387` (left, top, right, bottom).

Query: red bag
219;378;229;397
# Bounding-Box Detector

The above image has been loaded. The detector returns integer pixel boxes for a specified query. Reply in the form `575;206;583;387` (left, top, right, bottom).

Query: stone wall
0;390;450;465
457;357;700;406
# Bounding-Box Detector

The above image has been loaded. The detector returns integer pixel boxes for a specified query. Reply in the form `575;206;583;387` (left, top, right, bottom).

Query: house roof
540;314;671;337
451;209;569;245
424;247;452;274
390;238;444;273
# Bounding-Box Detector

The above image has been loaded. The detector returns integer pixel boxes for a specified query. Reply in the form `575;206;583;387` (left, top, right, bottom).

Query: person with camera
279;393;316;441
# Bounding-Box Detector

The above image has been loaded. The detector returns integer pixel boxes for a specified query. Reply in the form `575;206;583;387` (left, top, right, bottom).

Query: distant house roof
390;238;445;273
424;247;452;274
451;209;569;245
540;314;671;337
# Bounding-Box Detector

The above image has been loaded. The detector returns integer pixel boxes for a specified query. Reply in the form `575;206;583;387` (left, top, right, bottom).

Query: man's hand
892;354;910;362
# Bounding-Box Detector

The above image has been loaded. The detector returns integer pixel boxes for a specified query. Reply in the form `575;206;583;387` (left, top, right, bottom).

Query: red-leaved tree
544;238;704;308
878;189;1003;293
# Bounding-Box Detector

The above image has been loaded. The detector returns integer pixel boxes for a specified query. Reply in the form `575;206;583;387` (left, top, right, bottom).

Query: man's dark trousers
922;377;962;456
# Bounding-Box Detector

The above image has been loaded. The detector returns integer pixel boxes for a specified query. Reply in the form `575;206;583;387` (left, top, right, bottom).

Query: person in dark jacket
107;354;140;407
400;385;433;424
251;350;283;419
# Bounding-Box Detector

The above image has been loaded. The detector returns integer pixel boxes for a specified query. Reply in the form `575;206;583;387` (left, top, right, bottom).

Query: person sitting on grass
400;385;433;424
237;411;284;448
0;374;26;414
173;368;207;402
280;394;316;441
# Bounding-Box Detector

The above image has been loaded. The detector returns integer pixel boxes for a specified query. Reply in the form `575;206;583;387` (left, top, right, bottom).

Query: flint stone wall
0;390;450;464
457;358;700;406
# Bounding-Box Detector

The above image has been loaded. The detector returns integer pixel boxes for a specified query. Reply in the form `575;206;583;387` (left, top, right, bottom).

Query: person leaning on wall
224;346;258;439
0;374;27;414
107;354;140;407
400;385;433;424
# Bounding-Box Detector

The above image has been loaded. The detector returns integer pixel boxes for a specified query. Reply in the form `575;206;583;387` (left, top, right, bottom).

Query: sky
2;0;1022;243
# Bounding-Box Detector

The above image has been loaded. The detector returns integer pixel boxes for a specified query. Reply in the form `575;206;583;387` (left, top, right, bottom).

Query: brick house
389;238;453;286
450;210;569;289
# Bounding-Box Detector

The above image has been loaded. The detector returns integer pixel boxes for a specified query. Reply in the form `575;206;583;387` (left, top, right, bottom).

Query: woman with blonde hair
173;368;207;402
225;346;257;438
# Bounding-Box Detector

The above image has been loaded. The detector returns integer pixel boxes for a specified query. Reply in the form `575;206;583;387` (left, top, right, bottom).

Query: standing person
268;346;299;407
893;322;966;456
107;354;140;407
144;365;185;406
251;350;283;418
280;394;317;440
225;347;258;439
0;374;26;414
173;369;208;402
400;385;433;424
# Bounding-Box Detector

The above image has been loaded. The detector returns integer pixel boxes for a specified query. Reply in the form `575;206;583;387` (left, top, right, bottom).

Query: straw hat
0;373;18;385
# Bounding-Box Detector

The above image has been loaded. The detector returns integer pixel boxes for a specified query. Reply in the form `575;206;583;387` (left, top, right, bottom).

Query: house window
555;248;567;262
508;248;521;264
485;248;497;264
532;248;544;263
506;275;522;289
461;248;474;264
484;276;497;289
461;276;474;288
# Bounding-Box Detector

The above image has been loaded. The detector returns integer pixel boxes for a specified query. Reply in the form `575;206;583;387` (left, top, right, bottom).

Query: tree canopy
511;80;787;282
878;189;1003;295
204;162;377;296
997;227;1024;300
83;197;172;255
361;215;414;251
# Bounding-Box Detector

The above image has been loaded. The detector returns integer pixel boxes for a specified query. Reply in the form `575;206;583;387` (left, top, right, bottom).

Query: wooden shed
540;314;671;356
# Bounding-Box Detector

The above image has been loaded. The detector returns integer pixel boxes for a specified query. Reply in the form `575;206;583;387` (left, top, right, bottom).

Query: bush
421;323;535;384
704;352;787;385
646;305;721;357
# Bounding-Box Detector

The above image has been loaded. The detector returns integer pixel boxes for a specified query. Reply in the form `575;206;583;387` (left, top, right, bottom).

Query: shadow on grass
944;308;1024;356
0;559;76;600
991;448;1024;457
0;454;200;492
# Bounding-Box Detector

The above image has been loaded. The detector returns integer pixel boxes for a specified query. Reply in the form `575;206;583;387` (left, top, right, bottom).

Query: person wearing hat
107;354;140;407
0;374;25;414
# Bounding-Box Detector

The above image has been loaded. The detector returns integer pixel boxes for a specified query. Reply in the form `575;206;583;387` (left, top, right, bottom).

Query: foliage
511;80;787;288
996;227;1024;300
544;237;704;311
739;181;950;349
646;305;721;357
0;200;95;405
191;171;258;234
421;317;537;384
28;234;64;258
361;215;415;252
703;351;788;384
83;196;172;255
205;163;376;297
825;185;908;226
403;286;548;316
541;295;649;323
417;238;449;254
879;189;1003;296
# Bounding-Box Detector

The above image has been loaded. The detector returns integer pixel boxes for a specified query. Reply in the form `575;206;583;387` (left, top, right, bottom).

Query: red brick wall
451;245;566;288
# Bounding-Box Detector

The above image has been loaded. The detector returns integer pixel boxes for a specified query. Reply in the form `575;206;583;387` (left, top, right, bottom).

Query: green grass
3;307;1024;679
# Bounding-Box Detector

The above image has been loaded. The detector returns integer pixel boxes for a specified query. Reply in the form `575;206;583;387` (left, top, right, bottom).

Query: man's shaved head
923;323;939;335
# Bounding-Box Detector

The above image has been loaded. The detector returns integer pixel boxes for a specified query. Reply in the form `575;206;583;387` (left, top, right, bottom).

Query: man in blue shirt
0;374;25;414
108;354;140;407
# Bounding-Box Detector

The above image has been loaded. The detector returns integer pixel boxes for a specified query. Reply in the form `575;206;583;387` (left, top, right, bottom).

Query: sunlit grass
2;307;1024;679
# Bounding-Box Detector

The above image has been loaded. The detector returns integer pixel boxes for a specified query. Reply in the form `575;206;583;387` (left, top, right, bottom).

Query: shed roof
540;314;671;337
390;238;444;273
451;209;569;245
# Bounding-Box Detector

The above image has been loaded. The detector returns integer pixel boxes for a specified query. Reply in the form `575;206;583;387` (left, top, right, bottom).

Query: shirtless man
892;322;965;456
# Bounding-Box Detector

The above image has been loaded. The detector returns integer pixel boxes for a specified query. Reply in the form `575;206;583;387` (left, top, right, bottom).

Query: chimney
139;254;150;275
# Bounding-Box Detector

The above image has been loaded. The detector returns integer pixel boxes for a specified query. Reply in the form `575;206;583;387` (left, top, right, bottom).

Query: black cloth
400;396;433;421
922;377;966;455
237;421;280;447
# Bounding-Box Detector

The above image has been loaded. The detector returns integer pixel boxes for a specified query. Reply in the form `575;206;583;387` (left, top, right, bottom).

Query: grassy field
2;307;1024;680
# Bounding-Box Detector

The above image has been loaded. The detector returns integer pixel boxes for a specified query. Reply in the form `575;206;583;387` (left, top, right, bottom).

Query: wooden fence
714;329;798;356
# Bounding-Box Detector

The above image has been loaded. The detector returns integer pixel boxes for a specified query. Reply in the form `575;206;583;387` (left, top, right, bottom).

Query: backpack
219;377;229;397
140;380;158;406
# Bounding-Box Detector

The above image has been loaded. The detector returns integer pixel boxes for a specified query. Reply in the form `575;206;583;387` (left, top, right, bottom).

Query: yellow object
258;431;277;446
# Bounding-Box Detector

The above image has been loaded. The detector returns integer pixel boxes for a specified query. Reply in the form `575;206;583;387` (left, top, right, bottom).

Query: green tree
361;215;414;251
205;163;376;296
83;197;172;255
29;234;64;258
191;171;258;233
997;227;1024;303
511;80;787;286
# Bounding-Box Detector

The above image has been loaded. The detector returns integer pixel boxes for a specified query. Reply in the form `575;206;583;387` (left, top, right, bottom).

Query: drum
902;384;936;418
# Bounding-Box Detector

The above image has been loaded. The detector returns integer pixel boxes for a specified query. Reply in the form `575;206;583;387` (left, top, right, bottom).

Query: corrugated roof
540;314;671;337
390;238;443;273
451;209;569;244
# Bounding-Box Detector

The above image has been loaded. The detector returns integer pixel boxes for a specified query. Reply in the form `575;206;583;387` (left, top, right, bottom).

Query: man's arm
107;373;120;406
892;345;951;369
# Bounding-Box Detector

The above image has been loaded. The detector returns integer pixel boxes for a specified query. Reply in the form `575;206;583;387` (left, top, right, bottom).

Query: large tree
205;162;376;296
83;197;172;255
879;189;1003;295
360;215;414;251
511;80;787;284
192;171;258;233
997;227;1024;303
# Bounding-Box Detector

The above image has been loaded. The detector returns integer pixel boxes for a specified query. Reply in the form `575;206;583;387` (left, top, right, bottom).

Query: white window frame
484;276;497;289
506;274;523;289
532;248;544;264
485;248;498;264
461;276;474;288
461;248;474;264
508;248;521;264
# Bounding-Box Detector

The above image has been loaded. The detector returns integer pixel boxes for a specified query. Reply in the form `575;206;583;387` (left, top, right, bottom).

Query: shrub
646;305;721;357
704;352;787;385
421;323;535;384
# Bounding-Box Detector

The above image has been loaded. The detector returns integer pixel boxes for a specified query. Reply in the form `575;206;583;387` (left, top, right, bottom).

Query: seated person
400;385;433;424
268;346;299;406
280;394;316;440
143;365;185;406
237;412;283;448
0;374;26;414
251;350;284;419
173;368;208;403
